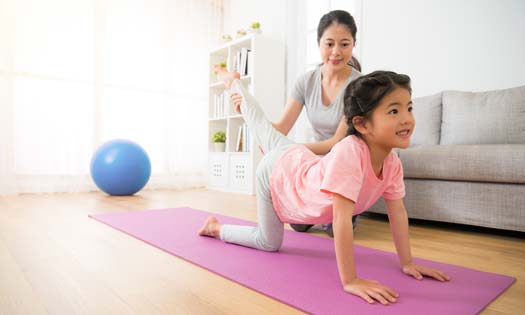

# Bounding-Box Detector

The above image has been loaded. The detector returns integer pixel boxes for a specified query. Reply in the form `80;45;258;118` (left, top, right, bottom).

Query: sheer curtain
0;0;223;195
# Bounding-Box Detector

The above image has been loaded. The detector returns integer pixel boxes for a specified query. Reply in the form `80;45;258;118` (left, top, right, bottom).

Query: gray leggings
219;80;294;251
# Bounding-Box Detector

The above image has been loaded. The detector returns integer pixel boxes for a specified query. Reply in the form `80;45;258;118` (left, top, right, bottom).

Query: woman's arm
304;117;348;155
272;97;303;136
385;199;450;282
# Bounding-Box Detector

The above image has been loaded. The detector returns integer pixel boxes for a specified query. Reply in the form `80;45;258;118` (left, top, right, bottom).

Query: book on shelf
212;91;232;118
236;125;243;152
234;48;251;76
245;50;251;76
223;91;230;116
235;123;251;152
212;94;219;118
245;124;250;151
240;48;248;76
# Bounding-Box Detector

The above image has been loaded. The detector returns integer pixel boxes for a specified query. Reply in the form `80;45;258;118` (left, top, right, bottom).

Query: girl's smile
396;128;412;139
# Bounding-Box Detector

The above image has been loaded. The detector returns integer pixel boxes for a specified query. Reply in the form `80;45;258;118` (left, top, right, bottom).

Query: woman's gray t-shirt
291;66;362;141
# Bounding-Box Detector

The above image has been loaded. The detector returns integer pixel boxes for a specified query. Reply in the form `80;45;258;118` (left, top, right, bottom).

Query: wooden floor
0;189;523;315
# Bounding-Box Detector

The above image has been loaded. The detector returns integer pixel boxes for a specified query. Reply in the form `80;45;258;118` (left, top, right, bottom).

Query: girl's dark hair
344;71;412;137
317;10;361;72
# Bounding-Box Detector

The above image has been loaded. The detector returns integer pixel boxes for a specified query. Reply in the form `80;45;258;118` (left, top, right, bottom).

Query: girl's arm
333;193;398;305
304;117;348;155
332;193;358;284
385;198;412;266
385;199;450;282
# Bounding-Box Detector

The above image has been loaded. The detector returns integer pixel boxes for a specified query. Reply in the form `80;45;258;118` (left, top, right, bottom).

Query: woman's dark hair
317;10;361;72
344;71;412;137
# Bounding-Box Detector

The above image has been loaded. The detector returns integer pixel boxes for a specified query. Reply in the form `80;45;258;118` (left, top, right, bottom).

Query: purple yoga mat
90;207;514;315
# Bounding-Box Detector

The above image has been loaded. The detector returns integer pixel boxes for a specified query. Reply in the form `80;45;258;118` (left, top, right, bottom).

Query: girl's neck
362;138;392;177
321;65;352;84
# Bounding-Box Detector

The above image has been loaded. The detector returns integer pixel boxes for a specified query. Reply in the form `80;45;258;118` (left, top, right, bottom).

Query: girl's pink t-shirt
269;135;405;224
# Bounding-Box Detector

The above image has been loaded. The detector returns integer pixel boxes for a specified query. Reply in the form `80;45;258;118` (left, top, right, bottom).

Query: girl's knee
256;231;283;252
260;239;282;252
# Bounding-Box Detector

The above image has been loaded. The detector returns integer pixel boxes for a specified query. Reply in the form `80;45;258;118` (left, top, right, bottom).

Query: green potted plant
249;22;261;34
212;131;226;152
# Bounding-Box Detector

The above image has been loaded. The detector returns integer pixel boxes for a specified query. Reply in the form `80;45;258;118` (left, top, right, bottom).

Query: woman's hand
402;262;450;282
230;93;242;113
343;278;399;305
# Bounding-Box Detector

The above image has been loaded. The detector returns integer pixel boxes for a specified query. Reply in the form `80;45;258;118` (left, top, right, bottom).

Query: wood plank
0;230;48;315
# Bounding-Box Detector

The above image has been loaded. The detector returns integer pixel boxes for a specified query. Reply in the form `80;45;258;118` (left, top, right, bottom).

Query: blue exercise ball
90;139;151;196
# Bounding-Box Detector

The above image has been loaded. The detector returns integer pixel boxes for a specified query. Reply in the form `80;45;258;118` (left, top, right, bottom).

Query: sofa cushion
410;92;442;146
440;86;525;145
399;144;525;184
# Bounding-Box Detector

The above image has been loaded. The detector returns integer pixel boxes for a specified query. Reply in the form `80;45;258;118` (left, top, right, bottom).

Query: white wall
360;0;525;97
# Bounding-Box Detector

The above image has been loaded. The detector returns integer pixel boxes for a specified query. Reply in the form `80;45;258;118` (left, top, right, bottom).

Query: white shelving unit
208;34;284;194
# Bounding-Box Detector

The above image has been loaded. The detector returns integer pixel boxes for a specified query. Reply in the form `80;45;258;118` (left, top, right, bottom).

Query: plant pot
214;142;225;152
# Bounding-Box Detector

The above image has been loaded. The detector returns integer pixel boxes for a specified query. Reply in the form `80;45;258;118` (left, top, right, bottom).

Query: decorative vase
214;142;225;152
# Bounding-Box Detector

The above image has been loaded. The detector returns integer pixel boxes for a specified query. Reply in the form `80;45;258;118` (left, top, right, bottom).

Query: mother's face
319;23;355;70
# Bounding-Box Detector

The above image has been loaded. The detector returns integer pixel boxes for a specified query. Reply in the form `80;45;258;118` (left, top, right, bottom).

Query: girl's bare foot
198;216;222;238
213;65;240;89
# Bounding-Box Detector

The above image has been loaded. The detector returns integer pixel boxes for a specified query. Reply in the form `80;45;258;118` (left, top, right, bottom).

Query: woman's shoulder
349;67;363;80
339;67;362;89
293;67;320;92
299;67;319;82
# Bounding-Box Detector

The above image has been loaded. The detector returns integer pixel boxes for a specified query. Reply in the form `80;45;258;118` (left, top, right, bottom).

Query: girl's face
364;87;415;150
319;23;354;71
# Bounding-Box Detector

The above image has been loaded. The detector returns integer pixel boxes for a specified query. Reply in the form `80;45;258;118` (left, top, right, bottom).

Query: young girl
199;69;450;305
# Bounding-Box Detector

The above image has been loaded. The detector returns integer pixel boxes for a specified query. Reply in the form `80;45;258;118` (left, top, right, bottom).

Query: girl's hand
230;93;242;113
343;278;399;305
402;262;450;282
